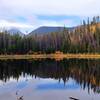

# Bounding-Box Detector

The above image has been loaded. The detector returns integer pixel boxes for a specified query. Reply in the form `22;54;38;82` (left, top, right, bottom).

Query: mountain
29;26;74;35
7;28;24;36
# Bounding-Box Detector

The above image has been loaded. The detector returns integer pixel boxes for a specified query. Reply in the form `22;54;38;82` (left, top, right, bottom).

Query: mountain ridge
29;26;75;35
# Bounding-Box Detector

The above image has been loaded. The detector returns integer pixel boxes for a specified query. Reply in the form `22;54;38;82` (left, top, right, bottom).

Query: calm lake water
0;59;100;100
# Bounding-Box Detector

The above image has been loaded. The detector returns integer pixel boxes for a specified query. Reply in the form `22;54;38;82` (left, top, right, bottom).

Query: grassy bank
0;54;100;60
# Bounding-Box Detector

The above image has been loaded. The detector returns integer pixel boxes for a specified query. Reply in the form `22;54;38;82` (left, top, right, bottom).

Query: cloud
0;0;99;33
0;0;99;16
0;17;80;33
0;20;34;33
0;20;33;28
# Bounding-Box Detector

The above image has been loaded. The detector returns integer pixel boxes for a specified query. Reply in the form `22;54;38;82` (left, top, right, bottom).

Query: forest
0;16;100;54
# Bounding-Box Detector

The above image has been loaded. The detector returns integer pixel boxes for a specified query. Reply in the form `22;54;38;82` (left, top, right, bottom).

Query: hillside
7;28;24;36
90;23;100;33
0;17;100;54
29;26;74;35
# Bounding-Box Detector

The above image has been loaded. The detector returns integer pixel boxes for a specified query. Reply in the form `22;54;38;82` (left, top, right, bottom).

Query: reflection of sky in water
0;59;100;100
0;77;80;93
0;77;99;100
36;79;80;90
17;81;28;89
0;75;32;94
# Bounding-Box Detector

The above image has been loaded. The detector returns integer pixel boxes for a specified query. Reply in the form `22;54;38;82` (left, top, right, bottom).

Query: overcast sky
0;0;100;33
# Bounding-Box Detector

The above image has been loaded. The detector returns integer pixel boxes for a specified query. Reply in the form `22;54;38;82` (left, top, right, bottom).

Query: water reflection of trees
0;59;100;93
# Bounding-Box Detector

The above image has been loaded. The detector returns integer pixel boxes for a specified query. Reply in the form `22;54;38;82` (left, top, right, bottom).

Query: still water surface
0;59;100;100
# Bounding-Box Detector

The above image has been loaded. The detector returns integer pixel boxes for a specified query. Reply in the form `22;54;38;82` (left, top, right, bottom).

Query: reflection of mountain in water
0;59;100;93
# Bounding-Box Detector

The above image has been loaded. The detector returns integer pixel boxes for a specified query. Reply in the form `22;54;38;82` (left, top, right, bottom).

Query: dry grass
0;53;100;60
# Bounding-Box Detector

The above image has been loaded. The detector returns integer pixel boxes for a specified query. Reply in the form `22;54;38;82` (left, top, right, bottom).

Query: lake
0;59;100;100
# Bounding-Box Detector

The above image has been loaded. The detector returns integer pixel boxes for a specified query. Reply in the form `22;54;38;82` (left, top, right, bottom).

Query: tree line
0;16;100;54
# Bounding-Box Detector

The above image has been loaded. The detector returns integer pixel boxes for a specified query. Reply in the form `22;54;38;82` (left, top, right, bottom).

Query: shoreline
0;54;100;60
